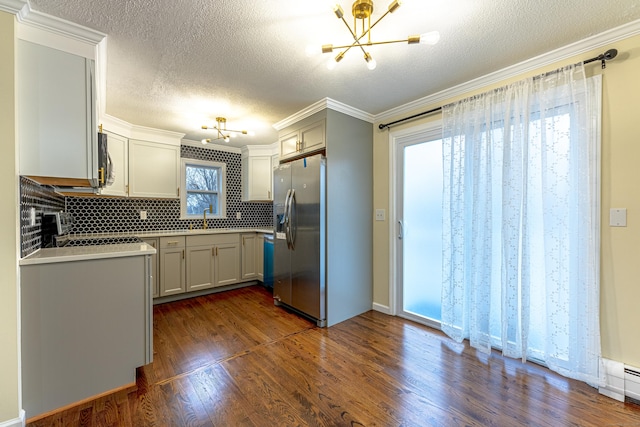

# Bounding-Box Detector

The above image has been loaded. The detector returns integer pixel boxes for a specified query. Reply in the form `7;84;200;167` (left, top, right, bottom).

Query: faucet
203;204;212;229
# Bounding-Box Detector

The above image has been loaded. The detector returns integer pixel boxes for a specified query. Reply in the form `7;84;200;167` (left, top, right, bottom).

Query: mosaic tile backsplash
20;176;65;257
68;146;273;234
20;146;273;256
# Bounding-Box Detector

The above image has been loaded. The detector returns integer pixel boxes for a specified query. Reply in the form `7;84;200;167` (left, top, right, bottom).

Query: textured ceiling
27;0;640;147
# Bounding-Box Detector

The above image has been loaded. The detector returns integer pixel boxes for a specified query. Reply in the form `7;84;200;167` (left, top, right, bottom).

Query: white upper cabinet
100;131;129;197
17;39;98;186
101;116;184;199
278;119;326;161
128;139;180;199
242;145;277;202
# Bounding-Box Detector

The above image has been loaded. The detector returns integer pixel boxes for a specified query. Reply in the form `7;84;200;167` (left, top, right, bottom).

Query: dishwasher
263;234;274;290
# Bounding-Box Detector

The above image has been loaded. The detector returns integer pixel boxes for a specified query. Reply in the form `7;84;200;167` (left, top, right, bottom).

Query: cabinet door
256;234;265;281
186;245;214;291
214;242;240;287
300;119;325;154
159;247;185;296
101;131;129;196
279;130;299;160
18;40;97;184
242;156;272;201
241;234;257;279
129;140;179;198
142;238;159;298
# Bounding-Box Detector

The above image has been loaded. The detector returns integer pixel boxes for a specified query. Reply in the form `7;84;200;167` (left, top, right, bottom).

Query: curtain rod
378;48;618;131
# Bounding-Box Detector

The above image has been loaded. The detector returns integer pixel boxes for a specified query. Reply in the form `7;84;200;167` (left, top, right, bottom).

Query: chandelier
319;0;440;70
201;117;251;144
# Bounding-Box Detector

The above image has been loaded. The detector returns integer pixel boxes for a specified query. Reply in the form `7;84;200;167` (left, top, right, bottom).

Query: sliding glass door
395;128;443;326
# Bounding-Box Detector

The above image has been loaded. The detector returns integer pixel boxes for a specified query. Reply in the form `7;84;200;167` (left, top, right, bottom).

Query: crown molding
273;97;374;131
375;18;640;124
241;144;278;157
0;0;27;15
101;114;185;146
2;0;105;45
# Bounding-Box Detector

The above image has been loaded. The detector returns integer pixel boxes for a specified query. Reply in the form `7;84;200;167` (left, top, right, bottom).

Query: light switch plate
236;212;242;220
610;208;627;227
140;210;147;220
375;209;385;221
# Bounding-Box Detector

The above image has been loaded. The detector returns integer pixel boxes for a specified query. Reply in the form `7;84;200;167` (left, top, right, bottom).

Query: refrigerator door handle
288;189;296;250
283;189;292;248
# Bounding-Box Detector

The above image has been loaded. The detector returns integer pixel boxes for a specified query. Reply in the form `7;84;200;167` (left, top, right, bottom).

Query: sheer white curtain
441;64;602;386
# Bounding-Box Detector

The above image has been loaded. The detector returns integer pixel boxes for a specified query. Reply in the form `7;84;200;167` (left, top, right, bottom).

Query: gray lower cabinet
159;237;186;296
186;243;215;291
257;234;265;282
186;233;241;292
155;232;265;300
142;237;160;297
241;233;257;280
21;254;152;419
214;236;241;286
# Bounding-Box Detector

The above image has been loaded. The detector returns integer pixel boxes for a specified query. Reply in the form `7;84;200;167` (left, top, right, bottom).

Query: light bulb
201;139;209;145
305;44;319;57
420;31;440;45
365;53;377;70
367;59;377;70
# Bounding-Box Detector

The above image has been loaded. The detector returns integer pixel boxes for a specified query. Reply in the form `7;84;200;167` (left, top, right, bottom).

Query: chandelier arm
339;15;361;45
337;15;370;57
338;9;392;51
330;38;409;50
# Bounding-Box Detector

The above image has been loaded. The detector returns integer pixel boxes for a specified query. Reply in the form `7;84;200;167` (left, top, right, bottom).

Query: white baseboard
0;410;25;427
372;302;391;315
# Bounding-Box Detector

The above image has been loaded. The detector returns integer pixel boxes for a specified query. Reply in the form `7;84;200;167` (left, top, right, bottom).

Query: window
180;158;226;219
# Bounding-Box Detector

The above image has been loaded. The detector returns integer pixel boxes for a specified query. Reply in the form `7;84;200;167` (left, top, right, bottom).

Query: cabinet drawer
186;234;214;247
160;236;185;249
186;233;240;247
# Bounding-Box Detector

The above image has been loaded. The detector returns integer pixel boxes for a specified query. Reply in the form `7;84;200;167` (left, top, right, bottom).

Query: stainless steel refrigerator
273;154;326;326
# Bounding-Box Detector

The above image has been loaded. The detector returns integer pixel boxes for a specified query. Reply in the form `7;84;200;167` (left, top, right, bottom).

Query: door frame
388;120;442;320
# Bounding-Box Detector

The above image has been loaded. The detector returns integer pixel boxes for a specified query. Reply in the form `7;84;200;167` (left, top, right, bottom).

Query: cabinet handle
177;187;180;197
216;247;218;257
98;167;105;185
167;241;179;246
182;249;185;259
125;184;129;196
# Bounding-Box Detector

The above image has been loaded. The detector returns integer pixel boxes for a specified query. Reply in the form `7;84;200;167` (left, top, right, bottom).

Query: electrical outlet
236;212;242;220
375;209;385;221
140;210;147;220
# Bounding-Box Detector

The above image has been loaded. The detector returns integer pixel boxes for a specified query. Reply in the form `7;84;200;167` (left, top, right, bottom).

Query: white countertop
20;242;156;266
68;227;274;239
133;228;274;238
20;228;274;266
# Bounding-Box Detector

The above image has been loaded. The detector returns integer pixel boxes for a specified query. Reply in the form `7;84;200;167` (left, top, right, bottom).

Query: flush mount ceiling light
201;117;252;144
318;0;440;70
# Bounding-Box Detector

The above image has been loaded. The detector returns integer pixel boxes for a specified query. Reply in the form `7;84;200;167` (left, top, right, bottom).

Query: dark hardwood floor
29;285;640;426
